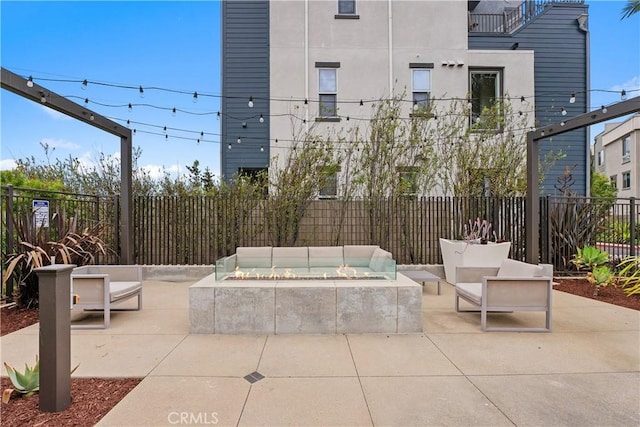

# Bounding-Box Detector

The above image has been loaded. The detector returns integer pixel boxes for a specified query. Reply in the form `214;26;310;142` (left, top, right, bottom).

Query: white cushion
236;247;273;268
344;245;379;267
272;247;309;268
309;246;344;267
497;259;544;277
455;282;482;304
109;281;142;301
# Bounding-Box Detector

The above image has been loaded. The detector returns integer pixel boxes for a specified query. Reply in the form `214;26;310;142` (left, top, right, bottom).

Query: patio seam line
235;336;268;427
464;375;517;426
345;334;375;426
422;333;467;377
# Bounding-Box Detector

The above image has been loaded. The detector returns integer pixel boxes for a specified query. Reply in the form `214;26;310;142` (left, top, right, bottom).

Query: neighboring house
593;114;640;197
221;0;588;196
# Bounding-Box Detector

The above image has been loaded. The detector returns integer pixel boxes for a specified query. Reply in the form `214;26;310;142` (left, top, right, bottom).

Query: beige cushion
109;281;142;301
455;282;482;304
497;259;544;277
369;248;392;271
237;247;273;268
272;247;309;268
308;246;344;267
344;245;379;267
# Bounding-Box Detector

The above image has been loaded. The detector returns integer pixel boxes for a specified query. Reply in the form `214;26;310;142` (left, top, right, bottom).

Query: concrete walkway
1;279;638;426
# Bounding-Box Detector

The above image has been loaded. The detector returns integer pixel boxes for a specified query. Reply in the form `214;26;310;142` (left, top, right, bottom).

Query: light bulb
165;134;168;141
197;139;200;144
139;86;144;98
163;126;167;133
172;107;176;117
346;116;350;121
359;99;364;107
228;143;232;150
133;129;136;134
40;93;46;103
560;121;566;127
193;91;198;103
128;103;133;112
259;114;264;123
520;96;525;102
413;101;419;111
126;120;130;126
621;89;627;100
89;113;95;121
601;105;607;114
304;98;308;105
81;79;88;90
27;76;34;88
84;98;89;104
237;137;241;144
275;139;278;143
248;96;254;108
561;107;567;116
569;93;576;104
200;131;204;138
260;146;264;152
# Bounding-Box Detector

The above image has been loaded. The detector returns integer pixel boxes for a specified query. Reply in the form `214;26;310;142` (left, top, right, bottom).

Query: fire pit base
189;274;423;334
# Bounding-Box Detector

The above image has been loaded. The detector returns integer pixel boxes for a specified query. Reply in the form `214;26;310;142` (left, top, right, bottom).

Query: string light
569;93;576;104
165;134;168;141
621;89;627;100
128;103;133;112
259;114;264;123
172;107;177;117
228;143;231;149
304;98;308;105
89;113;95;121
260;146;264;152
81;79;88;90
248;96;254;108
193;91;198;103
561;107;567;116
359;99;364;106
237;136;241;144
520;96;525;102
560;121;565;127
84;98;89;104
601;105;607;114
139;85;144;98
27;76;34;88
40;92;46;103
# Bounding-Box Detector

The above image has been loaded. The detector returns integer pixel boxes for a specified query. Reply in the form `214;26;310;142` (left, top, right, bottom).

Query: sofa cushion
237;247;273;268
344;245;379;267
497;259;544;278
109;281;142;301
272;247;309;269
309;246;344;267
455;282;482;305
369;248;392;271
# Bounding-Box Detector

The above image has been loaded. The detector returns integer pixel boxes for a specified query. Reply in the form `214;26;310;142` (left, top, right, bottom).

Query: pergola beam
526;96;640;264
1;67;134;265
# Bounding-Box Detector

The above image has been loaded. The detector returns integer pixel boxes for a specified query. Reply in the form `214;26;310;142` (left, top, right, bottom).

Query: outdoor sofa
454;258;553;332
70;265;143;329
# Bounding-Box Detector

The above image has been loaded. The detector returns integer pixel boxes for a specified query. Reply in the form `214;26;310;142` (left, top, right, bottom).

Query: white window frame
319;170;339;199
411;69;431;113
469;69;502;127
622;135;631;163
597;150;604;166
318;68;338;118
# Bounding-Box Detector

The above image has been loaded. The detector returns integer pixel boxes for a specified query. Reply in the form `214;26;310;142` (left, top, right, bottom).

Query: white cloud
609;76;640;93
40;106;71;120
41;138;80;150
0;159;17;171
141;163;182;180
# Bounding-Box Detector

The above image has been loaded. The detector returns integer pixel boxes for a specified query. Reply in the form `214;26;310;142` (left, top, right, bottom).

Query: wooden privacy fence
4;185;640;275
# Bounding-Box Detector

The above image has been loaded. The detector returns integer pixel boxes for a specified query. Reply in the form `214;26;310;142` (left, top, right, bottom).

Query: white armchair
455;259;552;332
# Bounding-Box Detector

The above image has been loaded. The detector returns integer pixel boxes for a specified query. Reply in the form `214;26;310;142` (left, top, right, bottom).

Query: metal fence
4;186;639;283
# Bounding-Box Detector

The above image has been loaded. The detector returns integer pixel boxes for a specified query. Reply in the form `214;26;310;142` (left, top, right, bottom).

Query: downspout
582;12;591;196
305;0;309;132
388;0;393;98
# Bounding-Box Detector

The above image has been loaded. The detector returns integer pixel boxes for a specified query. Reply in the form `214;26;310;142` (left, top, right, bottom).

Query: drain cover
243;371;265;384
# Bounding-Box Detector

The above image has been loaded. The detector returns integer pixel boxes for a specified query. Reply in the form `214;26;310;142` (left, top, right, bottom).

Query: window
610;175;617;189
319;170;338;199
338;0;355;14
319;68;337;118
469;69;502;127
597;150;604;166
622;171;631;190
412;69;431;113
622;135;631;162
397;166;418;196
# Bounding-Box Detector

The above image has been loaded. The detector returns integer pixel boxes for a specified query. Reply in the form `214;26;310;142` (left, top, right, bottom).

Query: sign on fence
33;200;50;228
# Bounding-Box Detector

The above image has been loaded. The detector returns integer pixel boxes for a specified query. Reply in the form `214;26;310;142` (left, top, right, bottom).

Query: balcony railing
469;0;585;34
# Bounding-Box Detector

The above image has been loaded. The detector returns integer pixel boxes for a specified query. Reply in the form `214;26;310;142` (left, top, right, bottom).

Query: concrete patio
1;278;638;426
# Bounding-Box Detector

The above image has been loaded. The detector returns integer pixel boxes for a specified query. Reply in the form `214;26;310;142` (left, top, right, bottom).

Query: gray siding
221;0;270;179
469;3;589;195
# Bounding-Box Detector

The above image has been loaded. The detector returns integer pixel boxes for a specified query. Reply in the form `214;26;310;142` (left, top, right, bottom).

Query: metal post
525;132;539;264
5;184;15;301
630;197;636;258
34;264;76;412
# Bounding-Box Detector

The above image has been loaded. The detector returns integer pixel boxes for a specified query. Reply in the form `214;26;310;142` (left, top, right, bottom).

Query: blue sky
1;0;639;179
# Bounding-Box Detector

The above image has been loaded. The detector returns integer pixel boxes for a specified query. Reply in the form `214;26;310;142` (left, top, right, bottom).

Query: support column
35;264;75;412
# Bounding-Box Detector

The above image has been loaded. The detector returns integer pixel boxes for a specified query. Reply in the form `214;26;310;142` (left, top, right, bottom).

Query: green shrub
617;256;640;296
571;245;609;271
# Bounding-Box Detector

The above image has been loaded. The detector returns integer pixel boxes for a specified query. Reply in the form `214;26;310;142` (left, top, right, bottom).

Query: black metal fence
4;186;639;285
